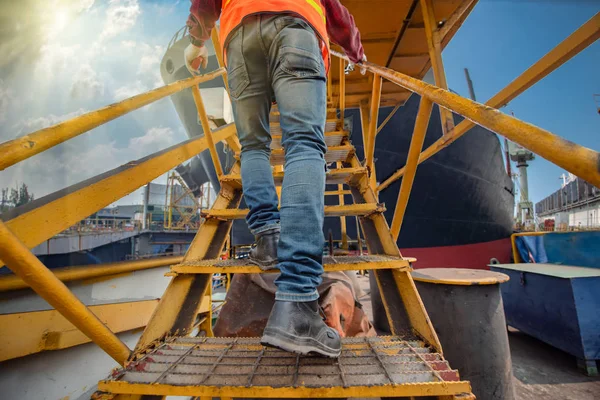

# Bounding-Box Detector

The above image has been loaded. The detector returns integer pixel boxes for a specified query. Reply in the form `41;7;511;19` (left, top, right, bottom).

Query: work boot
261;300;342;358
248;227;279;270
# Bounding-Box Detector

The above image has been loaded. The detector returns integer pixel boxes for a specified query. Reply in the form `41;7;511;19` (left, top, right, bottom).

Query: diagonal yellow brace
376;12;600;192
0;69;225;172
420;0;455;135
191;85;224;177
390;97;433;241
332;14;600;189
0;124;236;268
0;221;131;365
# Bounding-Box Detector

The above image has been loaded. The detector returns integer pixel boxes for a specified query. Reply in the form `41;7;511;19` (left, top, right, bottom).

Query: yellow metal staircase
94;108;474;399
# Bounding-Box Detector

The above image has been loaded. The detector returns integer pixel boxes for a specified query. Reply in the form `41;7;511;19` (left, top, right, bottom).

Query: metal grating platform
270;130;348;149
270;119;338;135
202;203;385;220
234;145;355;165
220;167;366;188
99;336;471;398
171;254;414;274
270;108;337;122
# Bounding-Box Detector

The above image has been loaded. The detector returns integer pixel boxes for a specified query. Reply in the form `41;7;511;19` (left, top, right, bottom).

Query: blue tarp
516;236;549;263
517;232;600;268
544;232;600;269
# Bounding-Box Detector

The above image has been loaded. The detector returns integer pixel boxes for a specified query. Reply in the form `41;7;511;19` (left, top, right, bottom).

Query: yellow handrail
0;68;226;172
0;67;233;364
1;124;236;261
0;255;184;292
377;13;600;192
331;50;600;189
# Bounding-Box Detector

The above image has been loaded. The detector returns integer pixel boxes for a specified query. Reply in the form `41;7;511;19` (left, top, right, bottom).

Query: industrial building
535;175;600;230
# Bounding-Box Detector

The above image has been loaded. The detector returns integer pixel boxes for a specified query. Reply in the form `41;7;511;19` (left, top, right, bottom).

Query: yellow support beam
327;59;333;103
337;162;348;250
365;74;383;191
377;12;600;192
420;0;455;135
210;29;229;93
203;203;385;219
339;57;346;124
0;299;159;362
332;40;600;189
0;69;225;172
376;101;402;135
191;85;224;178
98;380;472;398
0;256;184;292
437;0;478;41
171;257;411;275
325;190;352;196
359;100;370;156
134;166;243;353
390;97;433;240
0;124;236;265
0;221;131;365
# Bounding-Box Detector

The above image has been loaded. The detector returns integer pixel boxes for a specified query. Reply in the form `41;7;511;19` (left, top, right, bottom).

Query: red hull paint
402;238;512;270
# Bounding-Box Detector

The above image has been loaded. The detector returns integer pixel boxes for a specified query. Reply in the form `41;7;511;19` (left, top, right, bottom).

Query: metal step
220;167;367;187
270;119;338;135
202;203;385;220
235;145;355;165
270;104;337;114
98;336;470;398
270;130;348;149
171;255;413;274
270;108;338;122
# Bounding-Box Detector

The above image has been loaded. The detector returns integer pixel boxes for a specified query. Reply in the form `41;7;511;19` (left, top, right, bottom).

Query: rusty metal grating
105;336;460;389
270;131;347;149
271;146;353;165
270;120;338;135
170;255;412;274
177;255;402;268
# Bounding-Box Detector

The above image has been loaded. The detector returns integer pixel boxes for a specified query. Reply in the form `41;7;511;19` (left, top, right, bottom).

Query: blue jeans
226;14;327;302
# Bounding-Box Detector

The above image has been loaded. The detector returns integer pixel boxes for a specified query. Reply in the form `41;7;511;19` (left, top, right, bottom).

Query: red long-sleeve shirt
186;0;364;63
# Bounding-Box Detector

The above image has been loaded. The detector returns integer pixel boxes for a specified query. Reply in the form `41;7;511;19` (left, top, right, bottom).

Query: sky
0;0;598;208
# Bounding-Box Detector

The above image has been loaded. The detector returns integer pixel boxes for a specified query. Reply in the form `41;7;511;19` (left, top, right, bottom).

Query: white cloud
76;0;96;13
0;80;14;123
34;42;81;80
100;0;141;41
114;80;148;101
129;126;176;158
11;108;88;139
121;40;137;48
138;43;165;88
138;44;164;75
1;123;179;203
71;63;105;99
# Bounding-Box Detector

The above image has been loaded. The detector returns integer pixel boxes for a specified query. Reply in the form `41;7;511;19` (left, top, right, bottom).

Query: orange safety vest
220;0;330;73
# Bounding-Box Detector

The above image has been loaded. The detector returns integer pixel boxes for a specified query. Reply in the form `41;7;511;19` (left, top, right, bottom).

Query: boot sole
261;328;341;358
248;257;278;271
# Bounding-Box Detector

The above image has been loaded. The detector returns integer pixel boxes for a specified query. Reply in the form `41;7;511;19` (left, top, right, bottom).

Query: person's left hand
345;55;368;75
184;43;209;75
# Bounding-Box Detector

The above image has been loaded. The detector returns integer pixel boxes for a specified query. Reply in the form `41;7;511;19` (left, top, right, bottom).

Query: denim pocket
279;46;324;79
226;28;250;99
228;64;250;99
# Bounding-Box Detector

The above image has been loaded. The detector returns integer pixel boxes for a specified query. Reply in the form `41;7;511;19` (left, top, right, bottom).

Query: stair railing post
192;85;224;178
